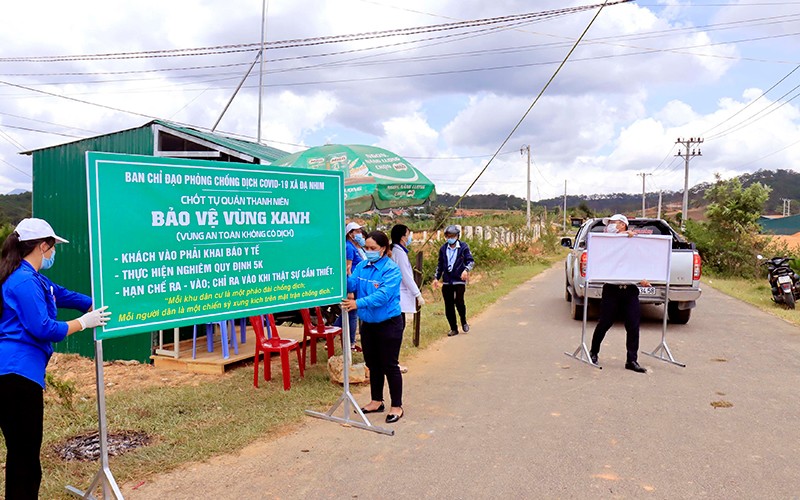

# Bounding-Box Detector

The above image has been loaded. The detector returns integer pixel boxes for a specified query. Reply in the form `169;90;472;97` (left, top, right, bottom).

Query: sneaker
351;344;362;353
462;323;470;333
399;365;409;373
590;352;598;365
447;330;459;337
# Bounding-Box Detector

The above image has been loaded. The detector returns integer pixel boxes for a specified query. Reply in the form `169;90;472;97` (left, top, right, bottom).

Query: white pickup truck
561;218;702;324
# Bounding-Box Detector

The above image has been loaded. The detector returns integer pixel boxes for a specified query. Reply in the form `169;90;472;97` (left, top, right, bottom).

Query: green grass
1;256;560;499
703;275;800;327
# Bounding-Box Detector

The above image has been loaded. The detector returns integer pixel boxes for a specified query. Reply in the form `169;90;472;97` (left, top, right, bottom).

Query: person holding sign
342;230;405;423
433;225;475;337
0;218;111;499
335;221;367;352
589;214;648;373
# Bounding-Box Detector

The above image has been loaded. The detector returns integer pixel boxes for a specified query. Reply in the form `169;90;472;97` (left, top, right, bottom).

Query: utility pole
657;191;663;219
257;0;269;143
676;137;703;231
563;180;567;232
637;172;652;218
521;145;531;230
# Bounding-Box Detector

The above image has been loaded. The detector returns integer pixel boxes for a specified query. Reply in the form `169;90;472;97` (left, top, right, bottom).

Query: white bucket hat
15;218;69;243
601;214;628;227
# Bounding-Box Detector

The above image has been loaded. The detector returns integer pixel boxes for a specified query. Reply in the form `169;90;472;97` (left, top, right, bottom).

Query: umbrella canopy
271;144;436;214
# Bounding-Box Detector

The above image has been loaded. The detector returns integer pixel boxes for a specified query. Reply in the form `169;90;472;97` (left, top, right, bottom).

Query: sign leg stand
642;285;685;367
305;307;394;436
565;284;601;369
66;340;124;499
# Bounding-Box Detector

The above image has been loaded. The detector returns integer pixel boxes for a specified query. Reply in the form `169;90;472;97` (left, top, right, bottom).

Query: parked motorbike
758;255;800;309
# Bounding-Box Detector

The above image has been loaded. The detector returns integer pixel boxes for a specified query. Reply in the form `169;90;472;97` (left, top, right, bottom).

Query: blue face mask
365;250;382;262
406;234;413;246
354;234;366;247
41;246;56;270
446;237;457;245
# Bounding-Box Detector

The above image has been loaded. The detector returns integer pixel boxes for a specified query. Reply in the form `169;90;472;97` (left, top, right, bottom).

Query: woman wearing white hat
0;218;110;498
589;214;649;373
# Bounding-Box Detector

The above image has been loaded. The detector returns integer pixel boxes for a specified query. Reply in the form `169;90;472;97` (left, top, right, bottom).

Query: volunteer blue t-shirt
0;261;92;388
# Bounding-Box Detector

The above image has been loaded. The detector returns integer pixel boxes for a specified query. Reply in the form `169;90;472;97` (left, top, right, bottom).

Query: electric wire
0;2;629;63
706;82;800;141
420;0;615;247
702;63;800;138
0;158;31;178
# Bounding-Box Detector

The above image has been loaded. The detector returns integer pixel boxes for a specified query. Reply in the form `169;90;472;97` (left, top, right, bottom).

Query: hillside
0;191;31;225
433;169;799;216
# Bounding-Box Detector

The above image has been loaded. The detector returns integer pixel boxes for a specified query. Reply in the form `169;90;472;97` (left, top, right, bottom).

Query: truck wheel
667;301;691;324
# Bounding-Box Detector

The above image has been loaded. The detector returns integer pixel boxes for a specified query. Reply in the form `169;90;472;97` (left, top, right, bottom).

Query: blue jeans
334;308;358;345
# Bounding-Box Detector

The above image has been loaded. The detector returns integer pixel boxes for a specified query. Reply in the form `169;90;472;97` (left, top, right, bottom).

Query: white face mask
605;224;619;234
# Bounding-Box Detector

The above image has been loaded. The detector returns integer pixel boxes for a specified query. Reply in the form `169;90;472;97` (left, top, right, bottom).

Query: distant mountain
434;169;800;216
7;188;29;195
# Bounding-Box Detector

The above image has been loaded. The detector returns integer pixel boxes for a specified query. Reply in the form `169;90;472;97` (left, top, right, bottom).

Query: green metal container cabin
26;120;287;362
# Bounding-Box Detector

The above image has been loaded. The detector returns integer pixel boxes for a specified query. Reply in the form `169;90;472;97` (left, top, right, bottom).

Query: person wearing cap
334;221;367;351
342;230;404;423
433;225;475;337
0;218;110;498
589;214;649;373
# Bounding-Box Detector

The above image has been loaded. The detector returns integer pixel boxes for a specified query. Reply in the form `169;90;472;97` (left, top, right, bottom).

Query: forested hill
434;169;800;215
0;191;31;225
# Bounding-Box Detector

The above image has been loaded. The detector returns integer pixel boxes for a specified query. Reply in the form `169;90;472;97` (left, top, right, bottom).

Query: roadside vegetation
681;175;800;323
0;211;563;499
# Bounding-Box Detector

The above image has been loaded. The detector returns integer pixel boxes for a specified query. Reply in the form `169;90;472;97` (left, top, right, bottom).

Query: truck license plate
638;286;657;296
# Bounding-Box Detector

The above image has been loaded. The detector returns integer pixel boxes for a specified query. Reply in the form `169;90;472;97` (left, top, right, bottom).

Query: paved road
124;266;800;499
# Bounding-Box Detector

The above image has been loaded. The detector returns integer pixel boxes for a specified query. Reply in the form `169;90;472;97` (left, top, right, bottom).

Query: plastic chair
192;319;238;359
300;307;343;369
250;314;304;390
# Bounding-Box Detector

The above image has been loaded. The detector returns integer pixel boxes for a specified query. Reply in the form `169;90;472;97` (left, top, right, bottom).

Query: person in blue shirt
342;230;404;423
0;218;110;499
335;221;366;351
433;225;475;337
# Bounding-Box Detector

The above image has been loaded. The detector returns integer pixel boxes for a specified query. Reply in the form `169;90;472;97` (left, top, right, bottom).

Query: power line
0;3;628;63
0;158;31;178
4;13;798;86
702;63;800;138
422;0;615;247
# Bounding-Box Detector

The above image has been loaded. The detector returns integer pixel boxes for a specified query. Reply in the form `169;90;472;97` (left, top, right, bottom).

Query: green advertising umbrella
271;144;436;214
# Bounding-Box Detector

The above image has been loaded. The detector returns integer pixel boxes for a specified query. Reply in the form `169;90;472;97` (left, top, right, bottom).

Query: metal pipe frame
565;280;601;369
304;307;394;436
66;340;124;499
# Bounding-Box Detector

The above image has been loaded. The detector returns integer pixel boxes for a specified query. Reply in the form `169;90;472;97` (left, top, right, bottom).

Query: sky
0;0;799;202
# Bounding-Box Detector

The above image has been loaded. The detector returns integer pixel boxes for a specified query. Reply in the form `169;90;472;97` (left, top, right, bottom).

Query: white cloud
0;0;797;203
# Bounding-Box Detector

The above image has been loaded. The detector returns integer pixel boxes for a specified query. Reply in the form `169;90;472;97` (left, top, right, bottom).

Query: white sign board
585;233;672;283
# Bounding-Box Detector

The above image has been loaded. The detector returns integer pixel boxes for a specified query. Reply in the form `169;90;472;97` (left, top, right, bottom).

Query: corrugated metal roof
23;120;289;162
759;214;800;235
153;120;289;162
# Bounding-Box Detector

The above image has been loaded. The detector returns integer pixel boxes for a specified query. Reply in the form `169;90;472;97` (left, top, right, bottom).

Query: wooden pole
413;251;423;347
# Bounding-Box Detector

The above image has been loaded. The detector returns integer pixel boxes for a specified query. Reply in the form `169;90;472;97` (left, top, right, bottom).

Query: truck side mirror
560;237;572;248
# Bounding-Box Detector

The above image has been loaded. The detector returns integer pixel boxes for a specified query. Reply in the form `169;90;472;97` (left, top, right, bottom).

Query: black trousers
0;373;44;500
441;283;467;331
590;284;641;363
360;315;404;408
